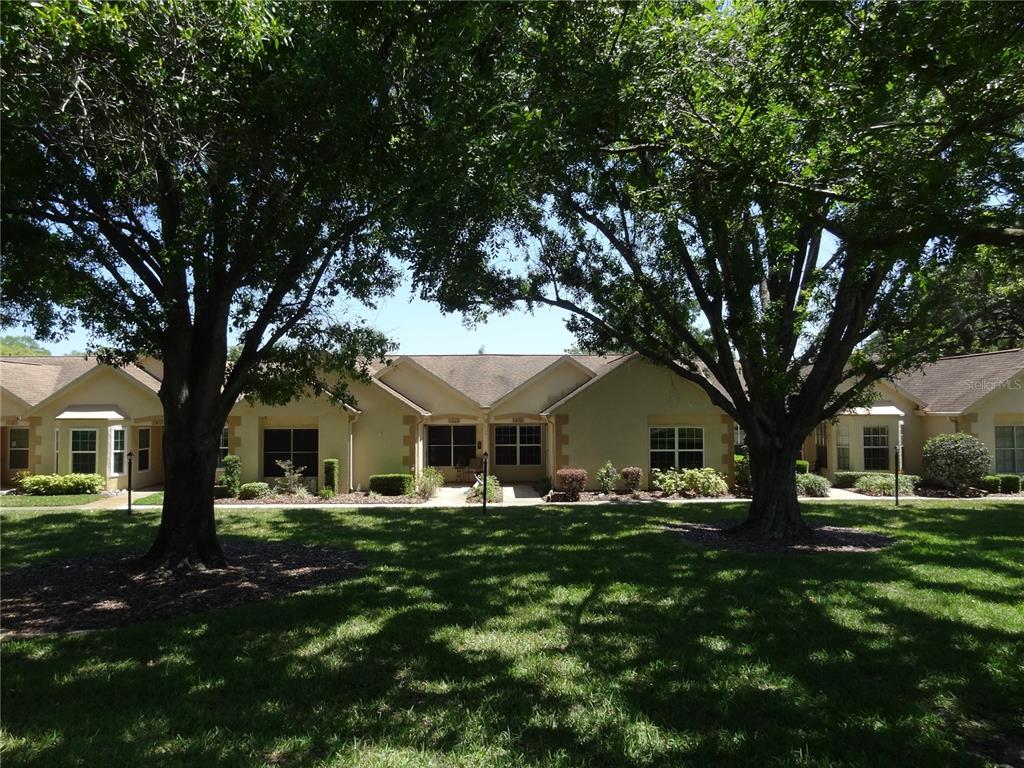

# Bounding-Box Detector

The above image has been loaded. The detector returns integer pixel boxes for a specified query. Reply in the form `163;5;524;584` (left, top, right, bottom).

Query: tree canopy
0;335;51;356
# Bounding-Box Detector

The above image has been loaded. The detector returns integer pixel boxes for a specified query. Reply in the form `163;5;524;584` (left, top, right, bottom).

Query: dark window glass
428;425;476;467
495;426;517;445
495;446;517;465
863;426;889;471
72;430;96;452
137;428;151;471
72;453;96;473
650;452;675;471
263;429;292;452
519;445;542;466
428;426;451;447
263;429;318;477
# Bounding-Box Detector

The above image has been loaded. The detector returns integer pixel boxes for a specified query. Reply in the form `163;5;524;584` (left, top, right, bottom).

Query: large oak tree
0;1;490;568
409;1;1024;539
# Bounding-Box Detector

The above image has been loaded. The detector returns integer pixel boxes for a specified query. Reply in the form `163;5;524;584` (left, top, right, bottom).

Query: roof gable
893;349;1024;413
0;356;161;412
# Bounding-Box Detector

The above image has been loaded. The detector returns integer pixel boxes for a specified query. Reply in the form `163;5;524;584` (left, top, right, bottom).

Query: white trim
70;428;99;475
136;427;152;473
493;423;542;466
109;425;128;477
649;425;705;470
7;427;30;471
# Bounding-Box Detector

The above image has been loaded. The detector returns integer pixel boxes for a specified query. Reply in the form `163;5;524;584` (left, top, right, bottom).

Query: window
995;426;1024;474
494;425;542;466
70;429;97;474
427;425;476;467
836;425;850;471
110;428;126;474
263;428;318;477
217;426;229;467
8;428;29;470
137;428;151;472
863;425;889;471
815;423;828;469
650;427;704;471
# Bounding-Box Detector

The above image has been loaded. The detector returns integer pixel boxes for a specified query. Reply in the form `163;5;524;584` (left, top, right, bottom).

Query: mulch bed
218;492;425;505
667;519;895;554
547;490;738;503
0;538;367;637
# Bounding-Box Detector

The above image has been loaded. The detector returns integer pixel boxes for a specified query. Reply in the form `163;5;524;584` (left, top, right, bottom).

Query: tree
0;335;50;356
410;1;1024;539
1;1;476;568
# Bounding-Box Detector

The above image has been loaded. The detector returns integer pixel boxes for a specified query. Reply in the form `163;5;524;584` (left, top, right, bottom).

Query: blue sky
17;287;580;356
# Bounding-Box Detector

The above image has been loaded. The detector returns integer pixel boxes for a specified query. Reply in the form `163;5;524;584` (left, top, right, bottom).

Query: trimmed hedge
922;433;991;491
556;468;587;501
854;473;920;497
733;455;752;497
222;454;242;497
620;466;643;493
833;470;906;489
18;473;105;495
979;475;1002;493
369;473;415;496
796;473;831;498
323;458;340;493
238;482;271;500
998;474;1022;493
795;460;810;475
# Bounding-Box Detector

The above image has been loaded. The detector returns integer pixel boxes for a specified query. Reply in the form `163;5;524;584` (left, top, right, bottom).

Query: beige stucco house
2;349;1022;491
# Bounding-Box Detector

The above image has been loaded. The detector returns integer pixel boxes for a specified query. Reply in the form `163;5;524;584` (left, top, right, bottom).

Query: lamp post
127;450;134;514
481;450;489;515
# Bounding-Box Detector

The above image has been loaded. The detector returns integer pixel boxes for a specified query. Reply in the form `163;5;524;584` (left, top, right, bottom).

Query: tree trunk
735;442;812;541
136;397;226;572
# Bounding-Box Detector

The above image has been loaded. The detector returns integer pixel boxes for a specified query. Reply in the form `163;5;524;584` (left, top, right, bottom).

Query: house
1;349;1022;491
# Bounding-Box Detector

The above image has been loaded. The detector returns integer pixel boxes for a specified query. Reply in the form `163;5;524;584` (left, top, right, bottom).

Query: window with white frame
494;425;542;465
137;428;151;471
650;427;704;471
836;425;850;470
8;428;29;470
995;426;1024;474
863;425;889;471
70;429;97;474
217;426;229;467
110;427;126;474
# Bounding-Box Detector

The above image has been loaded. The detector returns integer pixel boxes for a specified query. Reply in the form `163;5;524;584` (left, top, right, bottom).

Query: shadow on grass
1;500;1022;767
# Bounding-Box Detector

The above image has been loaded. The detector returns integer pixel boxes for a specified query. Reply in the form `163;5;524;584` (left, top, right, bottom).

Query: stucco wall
964;373;1024;472
492;362;592;416
376;362;478;417
551;358;729;490
348;380;421;490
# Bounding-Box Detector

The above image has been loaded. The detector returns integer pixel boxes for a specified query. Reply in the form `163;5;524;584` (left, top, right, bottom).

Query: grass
1;499;1022;767
0;493;102;508
132;492;164;505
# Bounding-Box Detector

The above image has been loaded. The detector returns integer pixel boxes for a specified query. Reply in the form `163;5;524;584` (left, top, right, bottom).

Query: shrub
998;474;1022;494
323;458;340;494
18;473;105;495
238;482;271;500
980;475;1002;493
595;460;618;493
833;471;863;488
273;459;309;496
620;466;642;493
416;466;444;499
922;433;991;491
854;473;919;497
652;467;729;498
533;476;552;495
319;487;336;500
368;473;415;496
222;454;242;497
468;474;502;502
795;473;831;498
733;455;751;497
795;460;810;475
555;468;588;501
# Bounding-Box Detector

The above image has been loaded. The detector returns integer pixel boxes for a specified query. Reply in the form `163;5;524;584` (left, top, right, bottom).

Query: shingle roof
0;356;160;407
893;349;1024;413
380;354;625;407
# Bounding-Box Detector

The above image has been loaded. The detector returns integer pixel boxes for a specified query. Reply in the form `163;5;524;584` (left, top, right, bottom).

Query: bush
980;475;1002;493
319;487;336;500
555;468;588;501
922;433;991;491
238;482;271;500
795;460;809;474
416;466;444;499
323;458;340;494
795;473;831;497
620;466;642;492
833;471;863;488
733;455;751;497
273;459;309;496
595;460;618;493
652;467;729;498
368;473;415;496
854;473;919;497
468;474;502;503
221;454;242;497
18;473;105;495
999;474;1022;494
533;476;552;495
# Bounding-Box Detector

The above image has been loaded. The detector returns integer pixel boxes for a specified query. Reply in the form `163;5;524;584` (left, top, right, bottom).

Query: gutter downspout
348;412;359;492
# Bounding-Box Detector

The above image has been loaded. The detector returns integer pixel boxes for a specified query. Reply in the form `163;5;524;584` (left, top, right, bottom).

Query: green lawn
1;500;1022;768
132;491;164;505
0;493;102;508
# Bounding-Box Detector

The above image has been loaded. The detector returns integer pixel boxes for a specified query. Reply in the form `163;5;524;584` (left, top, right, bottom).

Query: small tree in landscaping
922;434;991;492
222;455;242;498
595;461;618;494
273;461;308;497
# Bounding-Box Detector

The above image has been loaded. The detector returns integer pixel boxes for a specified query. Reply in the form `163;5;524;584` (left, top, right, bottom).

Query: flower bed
218;492;426;505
